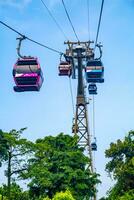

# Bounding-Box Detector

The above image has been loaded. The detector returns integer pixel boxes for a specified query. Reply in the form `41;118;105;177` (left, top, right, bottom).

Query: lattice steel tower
64;41;96;200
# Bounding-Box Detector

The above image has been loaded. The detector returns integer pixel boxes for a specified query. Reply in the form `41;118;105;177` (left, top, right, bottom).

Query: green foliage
0;130;9;166
105;189;134;200
0;194;8;200
119;189;134;200
1;183;22;200
21;133;100;200
105;131;134;199
43;197;51;200
43;190;75;200
0;129;34;200
2;128;34;179
52;190;75;200
0;183;30;200
0;130;100;200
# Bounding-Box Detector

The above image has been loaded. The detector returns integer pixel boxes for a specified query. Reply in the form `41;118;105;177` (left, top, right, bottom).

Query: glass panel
87;61;102;66
15;65;39;73
17;60;38;65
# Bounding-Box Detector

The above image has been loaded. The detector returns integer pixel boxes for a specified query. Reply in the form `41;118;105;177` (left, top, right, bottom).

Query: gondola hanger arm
16;36;28;59
95;43;103;60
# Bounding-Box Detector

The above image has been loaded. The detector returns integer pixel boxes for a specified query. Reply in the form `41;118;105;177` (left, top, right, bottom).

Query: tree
21;133;100;200
0;130;9;167
0;183;30;200
105;131;134;199
0;129;34;200
43;190;75;200
118;189;134;200
52;190;75;200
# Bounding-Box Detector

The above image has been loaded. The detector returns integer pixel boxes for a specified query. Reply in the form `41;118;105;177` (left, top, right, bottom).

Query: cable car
88;83;97;95
13;57;44;92
91;142;97;151
58;61;72;76
86;60;104;83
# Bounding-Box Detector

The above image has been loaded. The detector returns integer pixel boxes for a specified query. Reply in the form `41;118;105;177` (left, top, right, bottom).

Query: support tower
65;41;96;200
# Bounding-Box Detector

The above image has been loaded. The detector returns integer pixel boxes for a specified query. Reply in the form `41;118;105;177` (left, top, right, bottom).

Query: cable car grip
16;36;27;59
95;43;103;60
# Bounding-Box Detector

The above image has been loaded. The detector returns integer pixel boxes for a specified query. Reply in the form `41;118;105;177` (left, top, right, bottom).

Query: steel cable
61;0;79;41
40;0;68;40
69;77;75;115
0;20;64;55
92;95;95;137
87;0;90;41
94;0;105;48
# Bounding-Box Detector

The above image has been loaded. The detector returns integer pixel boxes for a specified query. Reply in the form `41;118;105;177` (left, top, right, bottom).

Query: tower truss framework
65;41;96;200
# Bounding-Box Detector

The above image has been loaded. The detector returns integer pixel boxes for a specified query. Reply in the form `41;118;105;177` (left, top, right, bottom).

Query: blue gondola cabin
86;60;104;83
88;83;97;95
91;142;97;151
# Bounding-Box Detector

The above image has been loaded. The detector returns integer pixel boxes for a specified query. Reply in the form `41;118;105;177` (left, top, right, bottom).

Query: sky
0;0;134;199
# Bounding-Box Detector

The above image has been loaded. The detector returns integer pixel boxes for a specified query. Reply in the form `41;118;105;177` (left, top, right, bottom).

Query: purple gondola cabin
13;57;44;92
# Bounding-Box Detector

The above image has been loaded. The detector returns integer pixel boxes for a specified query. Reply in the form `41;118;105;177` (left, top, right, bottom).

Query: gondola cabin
13;58;44;92
86;60;104;83
91;142;97;151
58;61;72;76
88;83;97;95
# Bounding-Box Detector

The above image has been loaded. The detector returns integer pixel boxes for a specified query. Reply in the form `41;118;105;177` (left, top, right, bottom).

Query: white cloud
0;0;32;9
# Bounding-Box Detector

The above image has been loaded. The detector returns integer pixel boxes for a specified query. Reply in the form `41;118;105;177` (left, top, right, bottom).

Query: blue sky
0;0;134;198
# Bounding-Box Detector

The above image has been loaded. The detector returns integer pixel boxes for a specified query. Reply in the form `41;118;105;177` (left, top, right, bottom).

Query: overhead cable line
69;77;75;115
61;0;79;41
0;20;63;55
87;0;91;41
94;0;105;48
92;95;97;174
92;95;96;137
40;0;68;40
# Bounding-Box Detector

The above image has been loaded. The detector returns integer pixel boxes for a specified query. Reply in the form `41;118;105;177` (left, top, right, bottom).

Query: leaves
0;131;100;200
52;190;75;200
0;130;9;166
105;131;134;199
0;182;30;200
23;133;100;199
